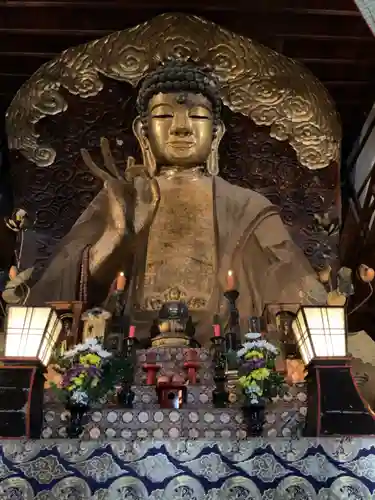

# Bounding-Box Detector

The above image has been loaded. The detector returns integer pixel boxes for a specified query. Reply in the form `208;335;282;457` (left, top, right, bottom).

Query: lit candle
116;271;126;291
227;270;235;290
128;325;136;338
213;324;221;337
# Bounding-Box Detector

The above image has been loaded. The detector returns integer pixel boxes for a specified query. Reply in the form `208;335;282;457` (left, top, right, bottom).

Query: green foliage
90;356;134;401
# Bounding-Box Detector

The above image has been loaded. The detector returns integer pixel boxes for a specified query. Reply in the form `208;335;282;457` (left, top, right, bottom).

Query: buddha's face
146;92;214;167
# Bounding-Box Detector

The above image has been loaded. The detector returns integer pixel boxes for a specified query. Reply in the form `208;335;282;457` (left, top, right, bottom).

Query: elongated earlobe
206;120;225;176
132;116;157;177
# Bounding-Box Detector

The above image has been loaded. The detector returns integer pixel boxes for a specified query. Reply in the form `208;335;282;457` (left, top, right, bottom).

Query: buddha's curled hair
136;59;222;131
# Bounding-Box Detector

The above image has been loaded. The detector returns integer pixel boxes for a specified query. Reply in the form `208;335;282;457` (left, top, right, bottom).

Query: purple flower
61;364;101;388
238;358;266;376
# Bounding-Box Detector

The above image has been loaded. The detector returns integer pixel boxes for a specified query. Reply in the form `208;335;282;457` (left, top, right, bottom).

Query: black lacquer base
66;403;89;438
117;382;135;409
243;402;265;436
304;358;375;436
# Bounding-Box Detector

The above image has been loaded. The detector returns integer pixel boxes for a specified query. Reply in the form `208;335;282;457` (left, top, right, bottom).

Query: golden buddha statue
27;60;327;344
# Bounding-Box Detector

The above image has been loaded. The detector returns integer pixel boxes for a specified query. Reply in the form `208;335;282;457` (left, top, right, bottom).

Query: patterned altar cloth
0;438;374;499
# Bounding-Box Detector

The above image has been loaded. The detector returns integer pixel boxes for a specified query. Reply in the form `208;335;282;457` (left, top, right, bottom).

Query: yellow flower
251;368;270;381
79;353;101;366
238;376;249;388
245;350;264;360
72;377;83;387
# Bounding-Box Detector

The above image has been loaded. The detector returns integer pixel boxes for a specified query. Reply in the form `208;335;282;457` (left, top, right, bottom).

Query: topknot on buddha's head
136;59;222;127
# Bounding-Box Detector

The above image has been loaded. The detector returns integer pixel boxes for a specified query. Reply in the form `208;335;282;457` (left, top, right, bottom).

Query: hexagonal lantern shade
291;306;347;365
5;307;62;366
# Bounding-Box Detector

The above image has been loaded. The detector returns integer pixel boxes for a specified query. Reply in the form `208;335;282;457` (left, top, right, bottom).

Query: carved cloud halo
6;12;341;170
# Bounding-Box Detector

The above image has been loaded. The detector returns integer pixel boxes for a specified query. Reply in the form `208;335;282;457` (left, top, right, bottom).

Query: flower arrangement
237;332;284;405
50;338;126;407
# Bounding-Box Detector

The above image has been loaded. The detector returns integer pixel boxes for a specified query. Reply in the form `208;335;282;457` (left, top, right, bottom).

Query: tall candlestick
128;325;136;338
213;324;221;337
227;270;235;290
116;271;126;291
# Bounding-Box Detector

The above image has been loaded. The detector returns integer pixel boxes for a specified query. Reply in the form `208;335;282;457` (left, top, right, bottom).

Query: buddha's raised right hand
80;137;160;235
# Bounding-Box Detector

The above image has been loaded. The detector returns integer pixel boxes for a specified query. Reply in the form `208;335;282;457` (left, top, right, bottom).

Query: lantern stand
0;357;46;439
304;357;375;436
292;305;375;436
0;306;62;438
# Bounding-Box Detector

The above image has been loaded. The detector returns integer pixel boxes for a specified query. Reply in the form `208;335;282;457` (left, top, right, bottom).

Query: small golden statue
27;59;326;345
152;300;191;348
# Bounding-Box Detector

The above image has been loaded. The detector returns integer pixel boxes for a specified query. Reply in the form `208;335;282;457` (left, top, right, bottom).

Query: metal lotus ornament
358;264;375;283
317;265;354;307
2;267;34;305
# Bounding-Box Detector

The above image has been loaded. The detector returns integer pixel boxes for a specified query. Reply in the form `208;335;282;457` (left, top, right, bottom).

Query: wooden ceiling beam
283;38;375;60
0;32;100;53
2;0;359;13
325;81;372;86
0;10;370;38
0;29;372;52
0;0;279;11
299;57;375;65
301;63;375;82
282;8;360;17
328;85;374;103
280;33;373;41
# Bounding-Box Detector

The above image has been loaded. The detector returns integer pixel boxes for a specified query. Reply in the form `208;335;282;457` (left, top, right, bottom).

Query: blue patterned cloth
0;438;374;498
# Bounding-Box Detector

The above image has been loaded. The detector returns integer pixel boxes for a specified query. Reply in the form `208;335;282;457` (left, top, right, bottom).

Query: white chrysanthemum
237;338;279;358
63;338;111;359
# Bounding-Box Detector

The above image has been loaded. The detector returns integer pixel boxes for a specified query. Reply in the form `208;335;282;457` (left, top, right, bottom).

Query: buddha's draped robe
27;176;326;345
